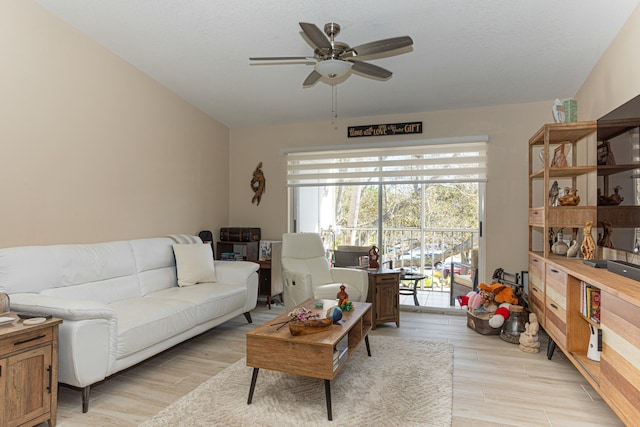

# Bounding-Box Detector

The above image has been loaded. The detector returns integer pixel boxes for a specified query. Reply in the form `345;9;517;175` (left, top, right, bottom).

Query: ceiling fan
250;22;413;87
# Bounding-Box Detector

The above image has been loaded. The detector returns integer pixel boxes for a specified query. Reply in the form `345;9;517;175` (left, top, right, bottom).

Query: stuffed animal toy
480;282;519;306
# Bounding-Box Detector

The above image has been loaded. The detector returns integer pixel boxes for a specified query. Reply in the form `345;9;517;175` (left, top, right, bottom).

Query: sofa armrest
8;293;115;321
330;267;369;301
214;260;259;283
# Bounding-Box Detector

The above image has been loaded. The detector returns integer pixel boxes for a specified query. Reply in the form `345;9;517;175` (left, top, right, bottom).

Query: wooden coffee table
246;299;372;420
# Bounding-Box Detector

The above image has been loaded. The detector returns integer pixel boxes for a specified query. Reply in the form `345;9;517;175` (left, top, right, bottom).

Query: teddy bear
480;282;519;305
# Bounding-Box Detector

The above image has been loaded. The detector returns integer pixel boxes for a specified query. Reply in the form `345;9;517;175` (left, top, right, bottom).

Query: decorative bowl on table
288;318;332;336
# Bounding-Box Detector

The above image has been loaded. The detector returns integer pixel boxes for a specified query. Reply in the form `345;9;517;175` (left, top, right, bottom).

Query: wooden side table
367;269;400;329
0;314;62;427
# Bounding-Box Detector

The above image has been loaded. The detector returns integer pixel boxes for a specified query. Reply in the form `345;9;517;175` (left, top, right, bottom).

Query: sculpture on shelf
598;186;624;206
567;239;580;258
519;313;541;353
581;221;596;260
549;180;559;206
552;99;564;123
557;187;580;206
599;221;614;249
250;162;266;205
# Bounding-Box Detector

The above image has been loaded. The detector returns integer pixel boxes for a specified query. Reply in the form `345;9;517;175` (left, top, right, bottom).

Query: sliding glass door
291;181;484;308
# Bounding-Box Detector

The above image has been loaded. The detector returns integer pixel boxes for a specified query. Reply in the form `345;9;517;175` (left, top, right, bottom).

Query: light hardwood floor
48;303;624;427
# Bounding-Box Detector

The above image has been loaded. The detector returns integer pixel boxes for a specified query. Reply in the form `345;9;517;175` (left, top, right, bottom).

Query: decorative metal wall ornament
251;162;266;205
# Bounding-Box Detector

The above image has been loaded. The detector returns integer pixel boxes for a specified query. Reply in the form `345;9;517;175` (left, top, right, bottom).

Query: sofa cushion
173;244;217;286
111;297;197;358
148;283;247;325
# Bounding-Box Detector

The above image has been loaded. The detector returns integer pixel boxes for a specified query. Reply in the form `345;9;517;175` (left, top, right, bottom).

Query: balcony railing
322;226;479;305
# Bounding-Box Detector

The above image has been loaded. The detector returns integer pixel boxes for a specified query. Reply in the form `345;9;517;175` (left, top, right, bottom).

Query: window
284;136;487;307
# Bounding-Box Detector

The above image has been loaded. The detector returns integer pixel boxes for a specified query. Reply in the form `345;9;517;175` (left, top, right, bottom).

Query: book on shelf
580;281;600;323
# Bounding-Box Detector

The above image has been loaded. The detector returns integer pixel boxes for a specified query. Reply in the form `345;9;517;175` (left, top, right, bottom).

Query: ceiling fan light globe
315;59;351;78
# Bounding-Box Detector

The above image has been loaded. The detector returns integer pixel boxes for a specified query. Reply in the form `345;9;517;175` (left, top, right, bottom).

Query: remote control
17;313;52;320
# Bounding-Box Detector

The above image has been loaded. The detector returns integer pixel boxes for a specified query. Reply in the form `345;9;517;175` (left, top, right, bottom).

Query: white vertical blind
285;136;488;187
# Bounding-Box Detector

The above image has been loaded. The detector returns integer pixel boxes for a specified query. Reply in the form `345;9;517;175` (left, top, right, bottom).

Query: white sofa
0;234;259;412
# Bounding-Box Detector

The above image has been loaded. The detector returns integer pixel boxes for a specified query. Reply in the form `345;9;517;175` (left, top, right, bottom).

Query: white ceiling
35;0;640;129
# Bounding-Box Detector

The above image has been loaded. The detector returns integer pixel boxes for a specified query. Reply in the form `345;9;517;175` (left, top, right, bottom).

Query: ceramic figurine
599;221;614;249
549;180;559;206
519;313;541;353
368;246;380;269
567;239;580;258
337;285;349;306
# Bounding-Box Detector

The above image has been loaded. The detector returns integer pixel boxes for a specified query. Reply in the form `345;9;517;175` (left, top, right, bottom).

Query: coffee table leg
365;335;371;357
324;379;332;421
247;368;260;404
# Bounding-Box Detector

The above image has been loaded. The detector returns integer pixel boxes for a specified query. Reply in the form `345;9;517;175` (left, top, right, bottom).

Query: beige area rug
140;335;453;427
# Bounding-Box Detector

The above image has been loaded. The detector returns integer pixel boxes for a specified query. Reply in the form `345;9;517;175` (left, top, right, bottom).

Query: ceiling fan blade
299;22;331;49
250;56;309;61
351;36;413;57
302;70;322;87
351;61;392;79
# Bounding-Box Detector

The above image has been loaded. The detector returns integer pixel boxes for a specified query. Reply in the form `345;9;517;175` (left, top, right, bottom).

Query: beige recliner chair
281;233;369;310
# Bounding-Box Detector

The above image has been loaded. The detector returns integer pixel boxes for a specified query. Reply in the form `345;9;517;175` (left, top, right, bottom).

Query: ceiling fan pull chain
331;84;338;119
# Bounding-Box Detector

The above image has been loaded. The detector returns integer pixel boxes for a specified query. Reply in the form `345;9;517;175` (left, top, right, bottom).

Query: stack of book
220;252;244;261
333;335;349;370
580;281;601;323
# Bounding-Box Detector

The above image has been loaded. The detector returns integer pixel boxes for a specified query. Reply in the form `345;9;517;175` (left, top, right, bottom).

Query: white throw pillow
173;244;217;286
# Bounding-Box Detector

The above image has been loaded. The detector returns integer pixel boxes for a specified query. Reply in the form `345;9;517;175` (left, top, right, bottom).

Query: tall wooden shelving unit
528;121;597;258
527;120;640;426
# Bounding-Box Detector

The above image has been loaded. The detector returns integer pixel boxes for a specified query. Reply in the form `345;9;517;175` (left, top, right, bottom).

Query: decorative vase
0;293;9;315
500;305;526;344
551;231;569;256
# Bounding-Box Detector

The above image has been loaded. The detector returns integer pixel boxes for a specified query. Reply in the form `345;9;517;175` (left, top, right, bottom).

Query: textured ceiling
35;0;640;128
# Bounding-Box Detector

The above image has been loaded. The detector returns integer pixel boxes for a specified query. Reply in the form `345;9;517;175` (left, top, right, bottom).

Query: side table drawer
0;327;53;356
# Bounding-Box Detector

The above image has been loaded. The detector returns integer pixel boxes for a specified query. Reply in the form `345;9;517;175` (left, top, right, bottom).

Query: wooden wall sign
347;121;422;138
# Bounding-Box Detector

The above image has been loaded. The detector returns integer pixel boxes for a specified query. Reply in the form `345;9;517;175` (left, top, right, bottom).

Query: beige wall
575;4;640;119
230;103;551;281
0;1;229;248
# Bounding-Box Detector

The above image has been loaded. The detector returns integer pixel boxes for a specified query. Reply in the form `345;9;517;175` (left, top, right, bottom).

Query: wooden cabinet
0;316;62;427
528;121;597;258
535;258;640;425
367;270;400;329
256;241;283;309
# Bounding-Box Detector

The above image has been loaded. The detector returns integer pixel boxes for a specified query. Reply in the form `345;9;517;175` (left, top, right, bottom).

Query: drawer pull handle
550;303;558;310
550;269;559;273
532;288;538;293
14;334;46;346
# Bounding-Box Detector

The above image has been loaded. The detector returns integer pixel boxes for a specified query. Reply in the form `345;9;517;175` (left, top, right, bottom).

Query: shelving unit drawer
547;206;597;227
545;265;567;310
529;282;545;328
546;295;567;348
528;208;544;226
528;255;544;280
